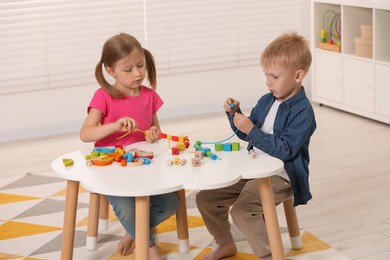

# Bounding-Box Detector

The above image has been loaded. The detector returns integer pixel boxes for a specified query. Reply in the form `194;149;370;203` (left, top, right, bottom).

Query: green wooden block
232;142;240;151
215;143;224;151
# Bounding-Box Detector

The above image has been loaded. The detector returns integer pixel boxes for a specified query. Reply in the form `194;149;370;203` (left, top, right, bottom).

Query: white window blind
0;0;302;95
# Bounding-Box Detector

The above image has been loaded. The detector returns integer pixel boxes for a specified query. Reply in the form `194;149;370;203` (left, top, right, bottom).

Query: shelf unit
311;0;390;124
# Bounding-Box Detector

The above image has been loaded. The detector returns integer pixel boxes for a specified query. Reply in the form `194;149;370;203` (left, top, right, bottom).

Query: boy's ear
294;69;305;82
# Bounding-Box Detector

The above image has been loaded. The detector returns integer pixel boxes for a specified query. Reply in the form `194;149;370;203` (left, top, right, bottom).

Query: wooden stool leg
87;193;100;250
175;189;190;253
99;195;109;230
283;197;302;249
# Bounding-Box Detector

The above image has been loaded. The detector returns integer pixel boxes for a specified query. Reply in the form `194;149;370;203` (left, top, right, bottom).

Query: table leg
175;189;190;252
99;195;109;230
61;180;79;260
257;177;285;260
87;193;100;250
136;196;150;260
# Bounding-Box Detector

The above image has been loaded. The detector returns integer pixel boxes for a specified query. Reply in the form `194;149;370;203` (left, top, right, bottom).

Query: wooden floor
1;104;390;259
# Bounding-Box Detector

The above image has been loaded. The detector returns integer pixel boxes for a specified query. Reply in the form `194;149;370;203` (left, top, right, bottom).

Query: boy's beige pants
196;176;292;258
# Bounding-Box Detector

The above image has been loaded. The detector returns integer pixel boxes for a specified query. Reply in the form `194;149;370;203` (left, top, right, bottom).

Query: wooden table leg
61;180;79;260
99;195;109;230
86;193;100;250
257;177;285;260
175;189;190;252
136;196;150;260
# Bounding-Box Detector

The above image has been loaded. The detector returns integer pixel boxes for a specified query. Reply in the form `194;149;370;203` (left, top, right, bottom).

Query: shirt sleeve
88;89;108;116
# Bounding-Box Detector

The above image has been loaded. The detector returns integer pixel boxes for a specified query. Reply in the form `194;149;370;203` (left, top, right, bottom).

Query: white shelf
311;0;390;124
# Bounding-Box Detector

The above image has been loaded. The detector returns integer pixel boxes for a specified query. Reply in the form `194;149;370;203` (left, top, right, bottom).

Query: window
0;0;302;95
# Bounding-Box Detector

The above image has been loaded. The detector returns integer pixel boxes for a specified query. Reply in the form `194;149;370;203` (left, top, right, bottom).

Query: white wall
0;1;312;143
0;66;267;142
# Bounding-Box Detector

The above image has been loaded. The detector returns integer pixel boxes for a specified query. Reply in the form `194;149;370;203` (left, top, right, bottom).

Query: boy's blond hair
260;31;312;73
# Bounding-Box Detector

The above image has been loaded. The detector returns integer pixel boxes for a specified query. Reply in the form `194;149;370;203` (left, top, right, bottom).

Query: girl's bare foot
117;232;134;256
149;244;163;260
202;241;237;260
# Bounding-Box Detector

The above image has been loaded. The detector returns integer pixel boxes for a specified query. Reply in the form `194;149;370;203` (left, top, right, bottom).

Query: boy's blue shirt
227;87;316;206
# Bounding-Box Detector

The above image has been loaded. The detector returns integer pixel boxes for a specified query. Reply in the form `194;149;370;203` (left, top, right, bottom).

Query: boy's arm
245;108;315;161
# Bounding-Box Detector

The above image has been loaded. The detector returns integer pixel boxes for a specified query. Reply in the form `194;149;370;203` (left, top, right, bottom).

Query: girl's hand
114;117;138;132
224;97;239;115
145;126;161;143
233;113;254;134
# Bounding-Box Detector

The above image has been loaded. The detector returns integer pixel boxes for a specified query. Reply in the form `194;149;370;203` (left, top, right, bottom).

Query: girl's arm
80;108;136;143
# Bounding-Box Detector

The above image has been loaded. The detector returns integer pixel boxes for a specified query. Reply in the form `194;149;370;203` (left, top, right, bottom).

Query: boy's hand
233;113;254;134
145;126;161;143
114;117;138;132
224;97;239;115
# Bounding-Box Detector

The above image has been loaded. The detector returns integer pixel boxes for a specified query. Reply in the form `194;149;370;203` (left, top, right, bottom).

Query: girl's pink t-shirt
88;86;163;147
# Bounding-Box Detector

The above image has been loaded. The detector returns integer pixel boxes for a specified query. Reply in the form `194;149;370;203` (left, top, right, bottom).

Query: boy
196;31;316;260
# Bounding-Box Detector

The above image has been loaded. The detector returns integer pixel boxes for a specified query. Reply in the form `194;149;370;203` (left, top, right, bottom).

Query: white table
51;139;285;259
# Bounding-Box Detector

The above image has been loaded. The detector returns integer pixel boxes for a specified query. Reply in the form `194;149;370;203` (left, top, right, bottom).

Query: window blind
0;0;302;95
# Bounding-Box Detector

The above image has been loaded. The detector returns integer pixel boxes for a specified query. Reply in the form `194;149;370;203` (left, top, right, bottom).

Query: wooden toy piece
107;153;123;162
143;158;152;165
194;151;203;159
249;150;256;159
94;147;116;154
92;157;114;166
223;143;232;151
172;147;180;155
135;150;154;159
174;158;181;165
160;132;168;139
201;147;211;156
188;147;196;153
120;159;127;167
184;139;190;148
86;160;93;167
215;143;224;151
192;158;201;167
123;152;134;163
232;142;240;151
177;142;186;151
167;159;173;166
179;159;187;166
128;159;144;167
63;158;74;167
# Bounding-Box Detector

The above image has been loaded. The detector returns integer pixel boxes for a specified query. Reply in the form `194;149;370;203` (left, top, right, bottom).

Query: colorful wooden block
232;142;240;151
172;147;180;155
224;143;232;151
195;151;203;159
215;143;224;151
192;158;201;167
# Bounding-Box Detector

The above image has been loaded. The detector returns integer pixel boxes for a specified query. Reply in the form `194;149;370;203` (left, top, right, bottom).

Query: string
201;129;238;145
116;129;146;140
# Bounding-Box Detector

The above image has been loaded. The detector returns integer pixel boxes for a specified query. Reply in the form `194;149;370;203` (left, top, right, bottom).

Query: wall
0;66;267;142
0;1;312;143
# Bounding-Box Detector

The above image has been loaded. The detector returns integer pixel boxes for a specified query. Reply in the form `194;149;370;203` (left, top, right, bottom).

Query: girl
80;33;179;259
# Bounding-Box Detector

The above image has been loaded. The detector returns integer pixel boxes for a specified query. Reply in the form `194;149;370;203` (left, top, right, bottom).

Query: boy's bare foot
149;244;163;260
117;232;134;256
202;241;237;260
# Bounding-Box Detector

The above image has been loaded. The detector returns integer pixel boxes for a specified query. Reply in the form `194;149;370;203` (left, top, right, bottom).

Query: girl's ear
105;66;115;78
294;69;305;82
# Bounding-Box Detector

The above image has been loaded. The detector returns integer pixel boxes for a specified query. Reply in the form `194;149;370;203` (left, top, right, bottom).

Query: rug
0;173;350;259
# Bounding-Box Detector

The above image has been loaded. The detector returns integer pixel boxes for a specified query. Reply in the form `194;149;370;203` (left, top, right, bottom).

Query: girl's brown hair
95;33;157;98
260;31;312;73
